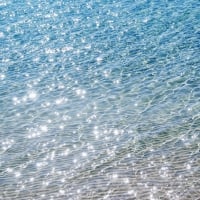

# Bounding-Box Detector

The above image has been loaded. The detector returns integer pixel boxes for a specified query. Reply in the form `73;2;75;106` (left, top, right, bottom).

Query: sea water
0;0;200;199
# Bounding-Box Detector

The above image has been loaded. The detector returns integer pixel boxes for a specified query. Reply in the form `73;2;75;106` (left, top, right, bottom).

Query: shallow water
0;0;200;199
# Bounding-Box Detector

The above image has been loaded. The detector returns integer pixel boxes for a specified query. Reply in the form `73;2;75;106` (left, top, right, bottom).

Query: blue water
0;0;200;199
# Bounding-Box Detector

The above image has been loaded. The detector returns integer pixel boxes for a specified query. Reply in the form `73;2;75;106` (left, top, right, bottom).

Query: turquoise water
0;0;200;199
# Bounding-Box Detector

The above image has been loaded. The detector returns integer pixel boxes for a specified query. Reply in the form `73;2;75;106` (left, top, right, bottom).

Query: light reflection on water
0;0;200;199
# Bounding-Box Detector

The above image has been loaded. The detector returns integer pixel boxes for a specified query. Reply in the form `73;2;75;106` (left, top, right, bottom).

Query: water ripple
0;0;200;199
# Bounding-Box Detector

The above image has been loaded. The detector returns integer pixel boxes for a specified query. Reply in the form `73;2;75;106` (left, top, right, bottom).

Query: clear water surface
0;0;200;199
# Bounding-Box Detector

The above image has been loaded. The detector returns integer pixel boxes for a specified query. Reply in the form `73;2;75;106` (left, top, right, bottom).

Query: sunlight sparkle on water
0;0;200;199
0;31;4;38
28;91;37;100
0;73;5;80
